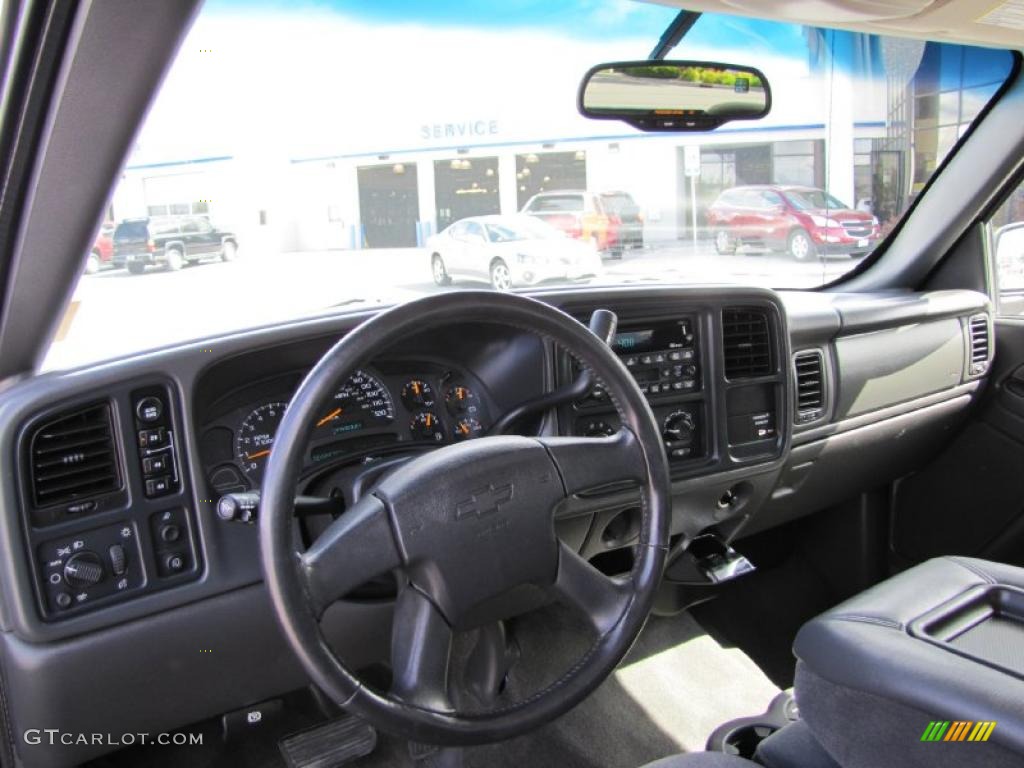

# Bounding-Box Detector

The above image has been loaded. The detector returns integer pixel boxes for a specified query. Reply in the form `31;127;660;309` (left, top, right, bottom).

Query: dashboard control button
55;592;72;610
582;420;616;437
142;455;170;475
108;544;127;576
159;524;181;543
145;475;172;497
63;551;104;588
66;500;96;515
164;553;186;573
217;492;260;523
663;411;697;445
138;427;167;449
135;396;164;423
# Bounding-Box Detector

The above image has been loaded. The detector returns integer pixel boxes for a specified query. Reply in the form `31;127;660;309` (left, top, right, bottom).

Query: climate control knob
663;411;696;445
63;551;104;588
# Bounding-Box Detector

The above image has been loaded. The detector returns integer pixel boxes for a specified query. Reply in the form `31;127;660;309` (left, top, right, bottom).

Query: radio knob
663;411;696;445
63;551;104;588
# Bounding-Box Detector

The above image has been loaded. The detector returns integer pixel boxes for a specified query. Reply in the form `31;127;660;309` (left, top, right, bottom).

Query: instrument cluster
201;364;490;493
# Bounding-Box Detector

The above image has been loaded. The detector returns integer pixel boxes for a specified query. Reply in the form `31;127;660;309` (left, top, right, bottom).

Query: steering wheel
260;291;671;746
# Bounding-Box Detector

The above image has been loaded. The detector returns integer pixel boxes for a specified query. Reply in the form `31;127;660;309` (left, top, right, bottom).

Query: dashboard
0;284;996;768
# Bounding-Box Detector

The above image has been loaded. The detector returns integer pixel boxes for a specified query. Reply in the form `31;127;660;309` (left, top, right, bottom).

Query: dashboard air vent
968;314;990;375
29;403;120;508
723;308;772;379
794;351;825;423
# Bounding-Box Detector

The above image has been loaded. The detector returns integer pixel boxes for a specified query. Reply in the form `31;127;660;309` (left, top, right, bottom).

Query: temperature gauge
410;411;444;443
445;384;479;416
453;417;483;441
401;379;435;409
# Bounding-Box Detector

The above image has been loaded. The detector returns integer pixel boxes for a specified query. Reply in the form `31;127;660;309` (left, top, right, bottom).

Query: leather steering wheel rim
260;290;672;746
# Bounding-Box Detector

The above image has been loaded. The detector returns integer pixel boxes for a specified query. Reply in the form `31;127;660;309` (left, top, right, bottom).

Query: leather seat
643;557;1024;768
793;556;1024;768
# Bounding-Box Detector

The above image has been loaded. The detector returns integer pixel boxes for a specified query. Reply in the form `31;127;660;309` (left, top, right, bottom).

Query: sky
126;0;1011;167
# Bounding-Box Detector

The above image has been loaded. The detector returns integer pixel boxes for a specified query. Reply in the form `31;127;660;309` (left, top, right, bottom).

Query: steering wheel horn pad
374;435;565;626
260;290;672;745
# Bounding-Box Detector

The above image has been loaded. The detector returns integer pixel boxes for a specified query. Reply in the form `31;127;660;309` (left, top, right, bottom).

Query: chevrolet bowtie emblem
455;483;514;520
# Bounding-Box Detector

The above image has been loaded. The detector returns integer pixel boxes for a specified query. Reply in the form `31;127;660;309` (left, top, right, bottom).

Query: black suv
112;216;239;274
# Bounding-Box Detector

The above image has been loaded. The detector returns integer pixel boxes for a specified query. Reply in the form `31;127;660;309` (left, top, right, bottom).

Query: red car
85;223;114;274
706;185;880;260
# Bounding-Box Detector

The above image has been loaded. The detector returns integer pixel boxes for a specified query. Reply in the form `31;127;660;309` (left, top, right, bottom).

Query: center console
565;300;789;482
573;316;708;465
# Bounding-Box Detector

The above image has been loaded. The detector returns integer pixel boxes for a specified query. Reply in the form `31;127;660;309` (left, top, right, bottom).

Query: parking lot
47;242;864;370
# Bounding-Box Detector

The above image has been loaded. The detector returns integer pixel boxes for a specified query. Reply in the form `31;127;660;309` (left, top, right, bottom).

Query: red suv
706;185;880;260
85;223;114;274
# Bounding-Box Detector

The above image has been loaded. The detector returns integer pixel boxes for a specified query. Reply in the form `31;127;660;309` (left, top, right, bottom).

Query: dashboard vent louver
722;308;772;379
29;403;120;508
968;314;990;375
794;351;825;422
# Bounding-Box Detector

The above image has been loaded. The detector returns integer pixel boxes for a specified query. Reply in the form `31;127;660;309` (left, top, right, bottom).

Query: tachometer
314;369;394;438
236;401;288;480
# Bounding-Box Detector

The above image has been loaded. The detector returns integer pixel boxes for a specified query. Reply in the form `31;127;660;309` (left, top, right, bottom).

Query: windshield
785;190;849;211
486;218;564;242
48;0;1015;370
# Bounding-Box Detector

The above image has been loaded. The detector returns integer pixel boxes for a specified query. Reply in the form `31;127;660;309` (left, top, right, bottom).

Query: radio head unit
612;319;694;356
605;318;699;399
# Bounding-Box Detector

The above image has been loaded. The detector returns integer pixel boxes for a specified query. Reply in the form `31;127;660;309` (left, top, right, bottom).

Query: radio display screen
612;320;692;355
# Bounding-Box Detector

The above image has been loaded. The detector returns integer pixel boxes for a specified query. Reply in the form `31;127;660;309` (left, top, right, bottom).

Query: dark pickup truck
113;215;238;274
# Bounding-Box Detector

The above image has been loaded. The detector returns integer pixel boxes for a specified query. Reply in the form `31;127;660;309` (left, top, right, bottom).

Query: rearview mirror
578;60;771;132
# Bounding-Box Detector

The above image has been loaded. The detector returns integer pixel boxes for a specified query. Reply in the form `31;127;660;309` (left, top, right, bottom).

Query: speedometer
314;369;394;437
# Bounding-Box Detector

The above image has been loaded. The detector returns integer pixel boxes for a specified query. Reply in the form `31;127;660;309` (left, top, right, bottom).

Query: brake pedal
278;714;377;768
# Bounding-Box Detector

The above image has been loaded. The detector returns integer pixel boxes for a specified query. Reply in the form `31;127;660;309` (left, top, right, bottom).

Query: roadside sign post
683;145;701;251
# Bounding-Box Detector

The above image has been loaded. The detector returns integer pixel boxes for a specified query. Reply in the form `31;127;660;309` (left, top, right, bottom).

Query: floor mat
88;610;778;768
465;610;780;768
691;552;834;688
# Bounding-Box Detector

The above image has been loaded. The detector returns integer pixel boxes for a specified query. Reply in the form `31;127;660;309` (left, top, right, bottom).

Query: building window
147;204;169;217
434;156;499;230
515;151;587;210
911;43;1006;190
771;140;820;188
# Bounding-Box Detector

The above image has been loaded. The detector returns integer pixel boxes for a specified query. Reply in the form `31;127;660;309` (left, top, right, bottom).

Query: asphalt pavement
45;242;862;370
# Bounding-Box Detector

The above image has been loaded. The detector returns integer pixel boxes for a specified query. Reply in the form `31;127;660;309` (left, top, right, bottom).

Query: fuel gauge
453;417;483;441
410;411;444;443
